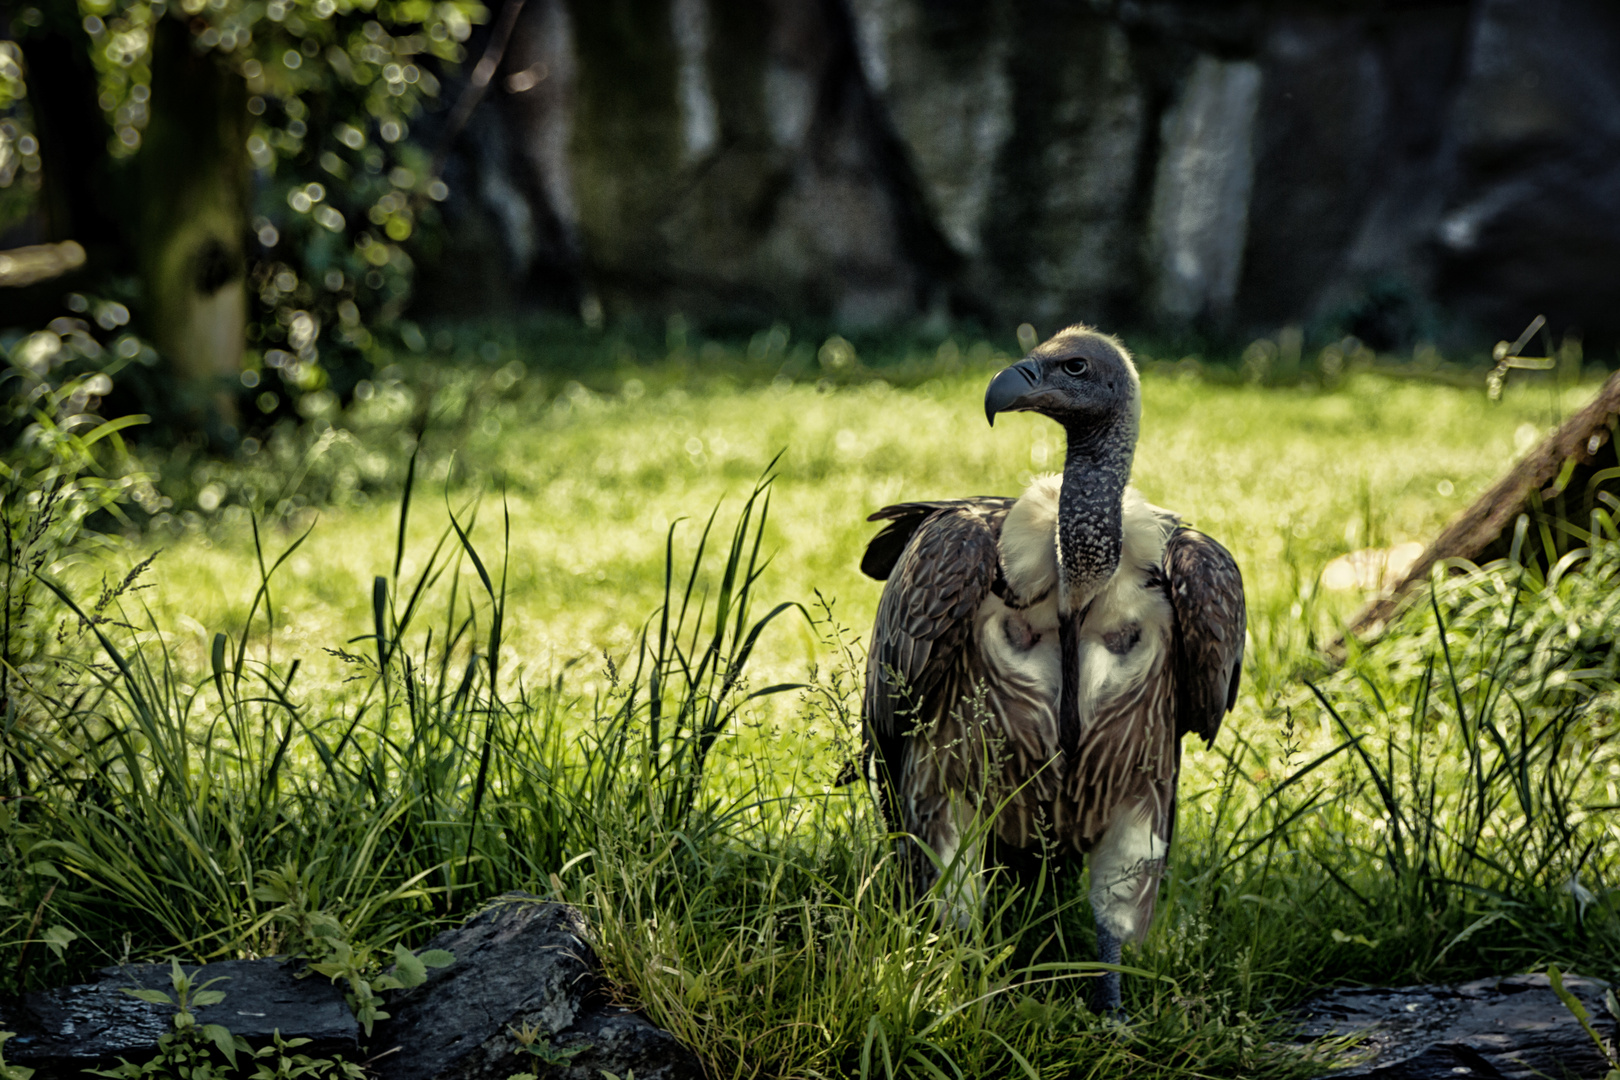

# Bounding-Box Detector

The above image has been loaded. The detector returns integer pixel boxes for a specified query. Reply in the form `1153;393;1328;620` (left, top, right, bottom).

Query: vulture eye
1061;359;1088;377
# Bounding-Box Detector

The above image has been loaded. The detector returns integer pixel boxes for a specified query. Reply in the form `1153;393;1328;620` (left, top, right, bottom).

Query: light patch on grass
115;369;1584;740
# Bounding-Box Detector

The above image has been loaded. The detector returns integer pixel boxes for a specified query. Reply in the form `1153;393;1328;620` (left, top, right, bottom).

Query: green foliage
250;859;456;1034
0;40;36;237
72;0;477;159
4;0;485;419
509;1021;588;1070
0;1032;35;1080
0;42;25;116
1547;966;1620;1080
303;937;453;1035
91;959;252;1079
96;0;479;406
248;863;348;959
245;1031;366;1080
1;307;152;783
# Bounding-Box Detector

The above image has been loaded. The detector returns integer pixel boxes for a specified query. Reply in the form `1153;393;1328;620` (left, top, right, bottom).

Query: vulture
859;324;1245;1016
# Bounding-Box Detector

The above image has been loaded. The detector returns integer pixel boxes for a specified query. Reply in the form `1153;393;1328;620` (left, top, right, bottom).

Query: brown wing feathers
862;503;1006;825
1164;527;1246;745
860;498;1016;581
861;505;1245;864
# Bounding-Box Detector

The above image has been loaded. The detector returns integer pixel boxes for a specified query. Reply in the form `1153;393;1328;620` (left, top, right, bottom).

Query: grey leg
1087;804;1165;1023
1093;920;1125;1019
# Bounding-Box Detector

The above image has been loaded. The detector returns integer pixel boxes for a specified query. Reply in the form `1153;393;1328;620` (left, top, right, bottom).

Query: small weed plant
252;861;454;1035
87;959;364;1080
0;1032;33;1080
91;960;252;1079
1548;965;1620;1080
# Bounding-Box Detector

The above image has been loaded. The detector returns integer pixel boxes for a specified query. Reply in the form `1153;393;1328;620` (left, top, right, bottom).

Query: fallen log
1345;368;1620;644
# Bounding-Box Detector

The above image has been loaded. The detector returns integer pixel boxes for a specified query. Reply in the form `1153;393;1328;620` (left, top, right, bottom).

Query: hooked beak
984;359;1043;426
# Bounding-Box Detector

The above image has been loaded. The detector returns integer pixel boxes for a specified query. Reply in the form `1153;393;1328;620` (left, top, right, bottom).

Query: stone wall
418;0;1620;348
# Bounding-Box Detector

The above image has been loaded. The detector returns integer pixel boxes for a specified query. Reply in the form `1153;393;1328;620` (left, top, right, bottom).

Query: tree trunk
138;17;249;430
0;13;123;326
17;16;120;248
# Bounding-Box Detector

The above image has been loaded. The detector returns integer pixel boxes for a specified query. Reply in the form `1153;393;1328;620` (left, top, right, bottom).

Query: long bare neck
1057;413;1136;612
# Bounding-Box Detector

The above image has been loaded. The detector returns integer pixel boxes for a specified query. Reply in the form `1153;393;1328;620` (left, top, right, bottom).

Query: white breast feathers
990;474;1177;731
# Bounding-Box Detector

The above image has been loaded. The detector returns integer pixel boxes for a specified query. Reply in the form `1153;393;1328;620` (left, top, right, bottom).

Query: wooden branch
428;0;528;184
0;241;85;288
1343;368;1620;643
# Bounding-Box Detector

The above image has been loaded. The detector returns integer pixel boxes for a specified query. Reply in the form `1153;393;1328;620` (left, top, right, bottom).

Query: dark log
372;893;701;1080
0;896;701;1080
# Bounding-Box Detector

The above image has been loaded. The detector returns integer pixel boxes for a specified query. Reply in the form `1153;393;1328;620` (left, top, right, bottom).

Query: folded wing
862;500;1009;827
1164;527;1246;745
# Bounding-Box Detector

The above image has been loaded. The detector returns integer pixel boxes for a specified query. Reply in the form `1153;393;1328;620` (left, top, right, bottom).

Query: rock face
1296;973;1618;1079
0;897;699;1080
1146;52;1262;325
373;895;701;1080
425;0;1620;348
1239;4;1469;346
433;0;939;328
975;4;1159;330
1435;0;1620;346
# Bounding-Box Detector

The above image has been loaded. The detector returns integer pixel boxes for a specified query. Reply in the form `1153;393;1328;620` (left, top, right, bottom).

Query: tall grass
1;450;801;963
1297;511;1620;977
2;453;1617;1077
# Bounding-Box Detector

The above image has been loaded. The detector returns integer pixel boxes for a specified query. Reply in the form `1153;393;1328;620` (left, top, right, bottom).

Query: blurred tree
10;8;115;251
2;0;485;433
139;15;250;421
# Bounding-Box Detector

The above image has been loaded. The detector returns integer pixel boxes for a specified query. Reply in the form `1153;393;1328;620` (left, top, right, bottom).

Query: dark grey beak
984;359;1042;426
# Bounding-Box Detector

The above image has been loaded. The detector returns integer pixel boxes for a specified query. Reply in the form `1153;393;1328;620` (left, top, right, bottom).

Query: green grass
6;334;1618;1078
120;349;1589;712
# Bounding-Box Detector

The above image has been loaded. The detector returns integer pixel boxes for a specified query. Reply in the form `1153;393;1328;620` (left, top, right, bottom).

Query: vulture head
984;324;1143;608
984;325;1140;433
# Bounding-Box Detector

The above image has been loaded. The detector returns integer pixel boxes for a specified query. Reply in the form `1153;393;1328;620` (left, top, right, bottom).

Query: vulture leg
1087;801;1169;1018
1093;923;1124;1017
931;796;989;930
901;784;990;929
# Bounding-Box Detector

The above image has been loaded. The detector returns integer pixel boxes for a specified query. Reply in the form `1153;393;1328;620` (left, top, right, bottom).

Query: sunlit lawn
105;359;1595;777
